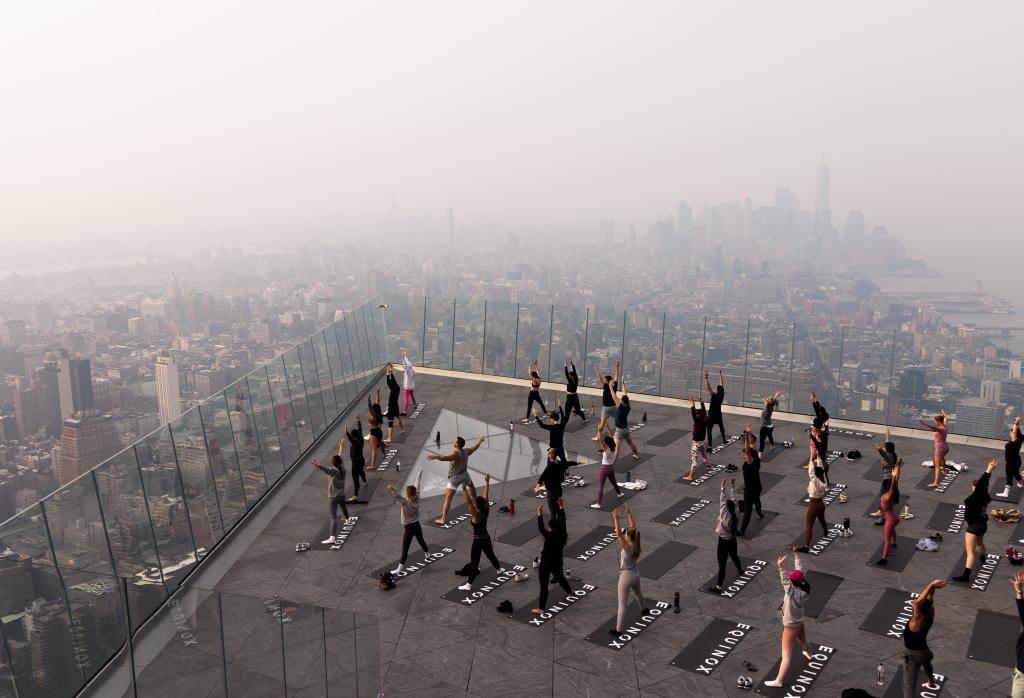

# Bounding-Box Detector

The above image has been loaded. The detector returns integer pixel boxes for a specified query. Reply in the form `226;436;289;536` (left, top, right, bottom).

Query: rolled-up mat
755;645;837;696
645;428;689;447
866;535;917;572
967;608;1019;667
669;618;753;675
639;541;696;580
495;516;542;546
859;587;916;637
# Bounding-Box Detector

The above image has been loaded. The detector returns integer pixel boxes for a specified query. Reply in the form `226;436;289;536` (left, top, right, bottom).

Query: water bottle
509;420;514;431
396;460;401;473
626;471;631;482
875;663;885;686
509;498;515;515
435;430;441;446
673;591;680;613
642;411;647;423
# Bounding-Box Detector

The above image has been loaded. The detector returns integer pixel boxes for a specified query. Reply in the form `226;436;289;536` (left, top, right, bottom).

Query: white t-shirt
403;356;415;390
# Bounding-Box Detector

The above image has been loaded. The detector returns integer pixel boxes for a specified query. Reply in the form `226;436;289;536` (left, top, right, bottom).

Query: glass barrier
453;297;485;373
514;304;553;381
483;300;518;378
423;297;455;369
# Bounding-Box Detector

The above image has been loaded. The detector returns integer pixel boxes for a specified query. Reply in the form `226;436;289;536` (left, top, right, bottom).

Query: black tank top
473;509;489;539
602;383;614;406
903;613;933;650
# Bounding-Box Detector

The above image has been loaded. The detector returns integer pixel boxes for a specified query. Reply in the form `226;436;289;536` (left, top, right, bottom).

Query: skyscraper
57;414;120;485
156;350;182;425
69;357;94;411
814;162;831;236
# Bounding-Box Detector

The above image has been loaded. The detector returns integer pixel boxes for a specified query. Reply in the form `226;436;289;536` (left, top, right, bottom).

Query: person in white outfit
401;351;417;414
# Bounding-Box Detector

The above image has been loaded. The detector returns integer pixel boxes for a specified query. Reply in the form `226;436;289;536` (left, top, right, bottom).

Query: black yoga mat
914;468;961;493
862;464;886;482
367;546;456;579
866;535;917;572
926;502;964;533
309;516;360;550
563;417;591;433
967;608;1019;667
646;428;689;448
802;571;843;619
564;525;618;561
614;452;655;473
830;428;877;440
738;510;778;538
947;552;1002;591
862;496;910;518
424;500;473;529
590;483;643;511
992;478;1024;504
860;587;915;637
346;477;380;504
509;584;599;626
520;473;583;499
651;496;714;526
883;666;947;698
738;471;785;496
700;557;768;599
584;599;668;650
758;446;785;464
669;618;754;675
640;541;696;580
440;564;523;605
495;516;542;546
755;646;837;696
1009;517;1024;544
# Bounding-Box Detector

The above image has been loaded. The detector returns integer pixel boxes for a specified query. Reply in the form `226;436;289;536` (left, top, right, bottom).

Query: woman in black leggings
564;359;586;423
343;418;367;501
523;359;546;423
999;417;1023;498
738;425;763;535
385;470;428;575
532;498;573;614
953;460;996;582
708;478;743;594
704;369;727;447
759;390;781;453
459;473;503;591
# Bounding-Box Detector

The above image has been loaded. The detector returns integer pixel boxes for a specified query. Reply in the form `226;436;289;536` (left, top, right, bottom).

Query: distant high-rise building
57;414;120;485
981;379;1002;403
155;350;182;425
814;162;831;236
35;361;66;437
597;220;615;246
69;357;94;412
0;319;27;346
956;397;1003;440
843;210;866;249
772;188;799;242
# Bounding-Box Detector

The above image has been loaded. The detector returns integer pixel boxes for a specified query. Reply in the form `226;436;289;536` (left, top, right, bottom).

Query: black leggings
400;522;428;564
538;559;572;609
716;537;742;587
1007;455;1022;487
739;487;762;533
526;390;546;420
758;426;774;452
329;496;349;536
565;393;586;422
707;414;726;447
546;489;563;516
468;538;502;583
351;462;366;497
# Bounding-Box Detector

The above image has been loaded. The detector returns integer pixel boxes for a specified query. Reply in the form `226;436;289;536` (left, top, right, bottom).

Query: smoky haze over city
2;3;1024;698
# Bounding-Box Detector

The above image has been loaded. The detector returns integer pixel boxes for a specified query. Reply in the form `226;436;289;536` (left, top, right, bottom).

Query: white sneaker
590;503;601;509
496;568;506;575
998;487;1011;498
458;582;472;591
424;552;432;563
617;492;626;497
391;563;405;575
346;518;357;525
321;536;336;545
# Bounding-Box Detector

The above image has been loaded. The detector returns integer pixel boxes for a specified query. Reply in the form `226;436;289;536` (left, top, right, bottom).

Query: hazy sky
1;2;1021;254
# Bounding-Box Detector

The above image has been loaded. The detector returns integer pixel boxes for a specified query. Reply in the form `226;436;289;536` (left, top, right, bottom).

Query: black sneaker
876;558;888;565
707;586;722;594
796;546;810;553
609;628;621;636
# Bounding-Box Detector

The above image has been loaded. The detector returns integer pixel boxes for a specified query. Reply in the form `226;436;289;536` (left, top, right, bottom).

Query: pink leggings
596;464;620;502
882;508;899;559
403;388;417;411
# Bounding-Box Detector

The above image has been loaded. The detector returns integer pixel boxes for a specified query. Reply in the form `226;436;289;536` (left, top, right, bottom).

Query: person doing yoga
310;455;355;545
592;361;620;441
763;548;813;689
428;436;485;525
901;578;946;698
797;453;830;552
876;460;903;565
609;505;648;636
458;473;503;591
952;460;996;582
759;390;782;453
384;364;406;443
522;359;546;423
564;358;586;423
532;499;573;614
683;397;709;481
705;369;727;447
999;416;1023;498
385;470;429;575
919;411;950;488
708;478;743;594
343;418;367;502
737;425;764;536
592;434;624;509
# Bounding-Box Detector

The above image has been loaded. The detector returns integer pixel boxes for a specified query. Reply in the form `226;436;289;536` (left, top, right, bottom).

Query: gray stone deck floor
215;374;1021;697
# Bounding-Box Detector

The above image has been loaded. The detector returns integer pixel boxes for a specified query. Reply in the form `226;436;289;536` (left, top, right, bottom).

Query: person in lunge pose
953;460;996;582
683;397;709;481
738;425;764;536
901;578;945;697
919;411;950;488
534;447;573;514
310;455;354;545
536;401;568;464
797;451;830;552
564;358;586;423
366;391;387;470
759;390;782;453
401;350;417;415
869;429;898;518
458;473;503;591
522;359;546;423
343;417;367;502
875;460;903;565
609;505;648;636
592;361;620;441
383;363;406;443
428;435;485;525
592;434;624;509
1010;570;1024;698
385;469;428;574
611;379;640;461
532;498;573;614
705;369;727;447
999;416;1023;498
708;477;743;594
764;548;813;689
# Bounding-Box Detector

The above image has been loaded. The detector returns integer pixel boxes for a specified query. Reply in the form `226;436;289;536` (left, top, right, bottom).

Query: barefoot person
876;460;903;566
919;411;950;488
683;397;709;481
532;499;573;615
385;470;428;575
428;436;485;525
953;460;997;582
564;358;587;423
522;359;546;423
343;417;367;502
310;455;354;546
705;369;727;447
759;390;782;453
999;416;1023;498
609;505;648;636
797;452;830;553
901;579;946;697
458;473;503;591
738;425;764;536
401;350;417;415
536;401;568;464
869;429;897;518
366;391;387;470
592;434;624;509
611;380;640;461
384;364;406;443
592;361;620;441
764;548;813;689
534;447;573;514
708;477;743;594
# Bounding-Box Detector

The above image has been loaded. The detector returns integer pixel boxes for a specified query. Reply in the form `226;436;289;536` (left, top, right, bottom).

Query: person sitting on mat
532;498;572;615
764;547;813;689
901;578;946;697
953;460;996;582
609;505;648;637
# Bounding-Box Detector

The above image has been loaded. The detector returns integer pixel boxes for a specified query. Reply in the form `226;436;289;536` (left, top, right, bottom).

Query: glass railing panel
324;323;352;409
742;319;794;410
798;323;843;417
282;347;316;451
423;297;456;370
298;339;327;438
550;305;588;387
453;297;485;373
334;314;361;399
312;331;337;425
281;599;326;696
700;317;752;408
223;379;269;506
368;301;388;370
836;327;897;426
483;300;517;377
581;307;624;388
264;358;300;471
198;393;248;527
515;304;553;382
661;313;704;401
344;311;369;391
0;503;87;696
623;309;662;396
93;447;169;628
168;409;225;554
221;593;287;695
324;608;380;697
351;306;373;382
380;294;423;365
246;367;287;484
358;304;380;373
134;427;199;589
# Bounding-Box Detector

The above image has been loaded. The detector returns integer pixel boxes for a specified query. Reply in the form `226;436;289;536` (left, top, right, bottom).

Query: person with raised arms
428;435;485;525
458;473;503;591
900;578;946;697
532;498;573;615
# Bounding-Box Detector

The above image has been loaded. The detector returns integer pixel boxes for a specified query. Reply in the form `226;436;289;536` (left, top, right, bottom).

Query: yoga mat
651;496;714;527
947;552;1001;592
992;478;1024;504
738;510;778;538
802;571;843;619
738;471;785;496
866;535;917;572
755;646;838;697
346;478;380;504
368;546;456;579
563;417;591;433
862;465;886;482
883;666;947;698
424;500;495;529
521;473;583;499
914;469;961;493
646;428;689;448
758;446;785;464
863;496;911;519
925;502;964;534
789;526;843;558
1009;517;1024;544
640;541;696;580
966;609;1019;667
831;428;877;439
669;618;754;675
440;564;524;605
496;516;542;546
591;483;643;511
564;525;619;561
584;599;670;650
614;452;655;473
309;516;360;550
700;557;769;599
509;583;599;626
860;587;915;637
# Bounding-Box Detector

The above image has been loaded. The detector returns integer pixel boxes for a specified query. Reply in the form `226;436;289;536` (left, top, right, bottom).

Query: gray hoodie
779;556;809;627
715;484;736;539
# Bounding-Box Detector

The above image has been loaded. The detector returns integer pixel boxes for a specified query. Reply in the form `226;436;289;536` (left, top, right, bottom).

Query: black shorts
370;427;383;441
967;521;987;536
